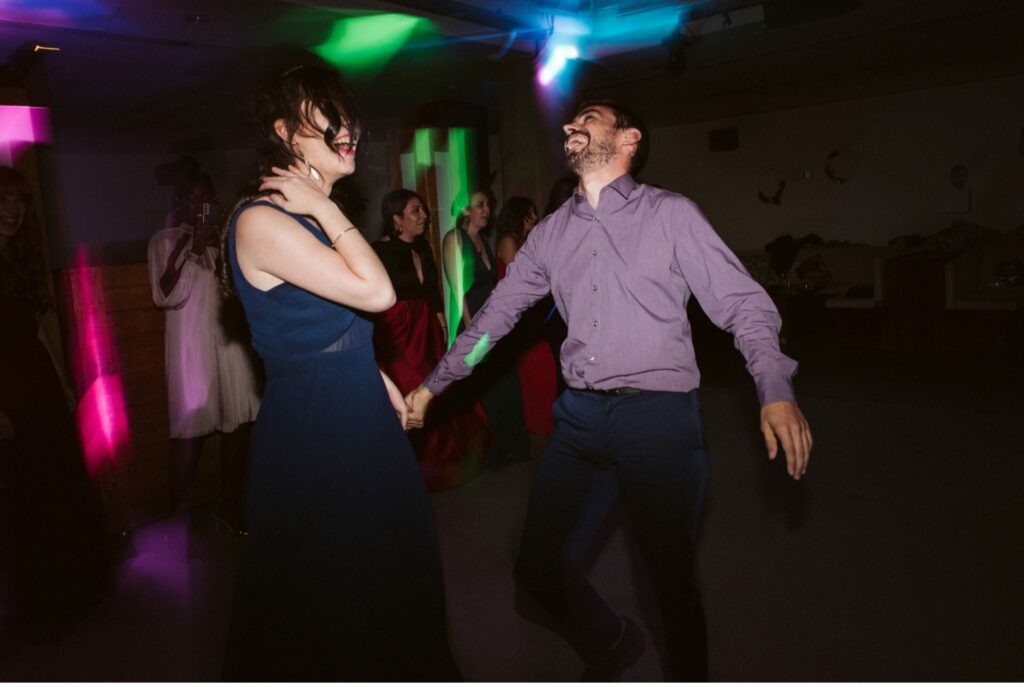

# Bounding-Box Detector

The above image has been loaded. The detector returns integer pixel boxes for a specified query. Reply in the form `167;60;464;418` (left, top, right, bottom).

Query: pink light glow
0;106;51;163
69;248;130;474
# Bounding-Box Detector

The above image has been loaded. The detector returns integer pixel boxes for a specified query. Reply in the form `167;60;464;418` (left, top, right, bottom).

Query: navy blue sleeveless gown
222;201;460;680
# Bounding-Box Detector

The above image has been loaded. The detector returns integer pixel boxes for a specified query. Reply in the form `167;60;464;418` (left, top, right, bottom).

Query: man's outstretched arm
407;229;553;428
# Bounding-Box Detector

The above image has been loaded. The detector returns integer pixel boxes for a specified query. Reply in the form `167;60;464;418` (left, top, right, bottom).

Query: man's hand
760;401;812;480
405;386;434;429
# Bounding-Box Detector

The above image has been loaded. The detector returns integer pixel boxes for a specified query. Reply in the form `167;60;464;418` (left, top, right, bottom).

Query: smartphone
201;201;221;226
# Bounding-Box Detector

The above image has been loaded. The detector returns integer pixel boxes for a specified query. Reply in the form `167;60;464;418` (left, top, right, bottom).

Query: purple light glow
69;248;130;475
0;106;51;164
0;0;116;24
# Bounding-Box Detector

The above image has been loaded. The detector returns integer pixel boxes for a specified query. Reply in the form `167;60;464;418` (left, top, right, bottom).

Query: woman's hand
191;218;217;255
380;370;409;431
259;164;333;220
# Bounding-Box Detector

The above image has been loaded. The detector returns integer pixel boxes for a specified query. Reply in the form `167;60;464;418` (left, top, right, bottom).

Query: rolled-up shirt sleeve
671;199;798;405
425;227;552;396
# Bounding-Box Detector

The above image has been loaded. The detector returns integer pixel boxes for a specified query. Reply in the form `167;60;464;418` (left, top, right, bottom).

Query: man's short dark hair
573;99;649;175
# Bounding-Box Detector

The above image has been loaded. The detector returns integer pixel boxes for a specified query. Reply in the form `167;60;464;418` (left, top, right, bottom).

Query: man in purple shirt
407;100;812;681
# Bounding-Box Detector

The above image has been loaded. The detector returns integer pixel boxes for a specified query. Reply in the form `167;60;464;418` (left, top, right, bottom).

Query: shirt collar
571;173;638;217
607;173;638;199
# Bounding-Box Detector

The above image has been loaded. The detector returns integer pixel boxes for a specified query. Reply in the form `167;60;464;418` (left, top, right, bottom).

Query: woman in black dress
372;189;487;490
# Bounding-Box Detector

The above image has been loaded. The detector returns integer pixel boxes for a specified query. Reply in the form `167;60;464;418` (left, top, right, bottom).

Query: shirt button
592;284;598;292
588;355;595;362
591;249;598;256
592;320;599;327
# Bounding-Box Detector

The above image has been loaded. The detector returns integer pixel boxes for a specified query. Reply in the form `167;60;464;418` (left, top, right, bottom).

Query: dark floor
1;333;1023;681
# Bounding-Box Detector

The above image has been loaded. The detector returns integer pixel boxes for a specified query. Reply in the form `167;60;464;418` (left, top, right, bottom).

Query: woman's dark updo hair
494;196;537;244
0;165;51;313
380;188;425;240
218;65;362;294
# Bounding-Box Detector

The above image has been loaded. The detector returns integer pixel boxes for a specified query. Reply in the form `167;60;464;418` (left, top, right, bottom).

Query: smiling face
280;103;359;185
562;105;623;176
395;196;428;241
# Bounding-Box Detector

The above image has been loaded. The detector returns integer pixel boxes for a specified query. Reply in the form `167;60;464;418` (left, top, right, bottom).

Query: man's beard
566;132;616;175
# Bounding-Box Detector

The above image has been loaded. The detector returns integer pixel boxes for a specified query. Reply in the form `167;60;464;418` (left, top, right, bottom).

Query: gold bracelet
329;225;357;248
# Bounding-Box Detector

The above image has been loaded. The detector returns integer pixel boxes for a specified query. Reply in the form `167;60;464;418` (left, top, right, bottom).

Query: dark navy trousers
514;388;710;680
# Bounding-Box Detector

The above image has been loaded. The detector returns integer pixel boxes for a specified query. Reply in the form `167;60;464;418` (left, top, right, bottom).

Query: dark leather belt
575;386;644;396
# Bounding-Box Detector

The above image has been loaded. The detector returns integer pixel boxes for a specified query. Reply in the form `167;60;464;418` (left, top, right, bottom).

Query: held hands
760;401;813;480
380;371;409;431
259;163;333;219
404;386;434;429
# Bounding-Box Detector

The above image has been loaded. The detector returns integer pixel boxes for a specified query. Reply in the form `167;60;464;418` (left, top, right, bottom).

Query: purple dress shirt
426;174;798;406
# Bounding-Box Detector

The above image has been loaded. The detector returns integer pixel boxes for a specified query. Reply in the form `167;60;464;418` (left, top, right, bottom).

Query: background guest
147;169;261;535
442;189;530;470
0;165;109;637
372;189;488;489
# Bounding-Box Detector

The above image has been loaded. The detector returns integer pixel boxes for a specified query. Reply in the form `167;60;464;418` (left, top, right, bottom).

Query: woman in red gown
372;189;488;489
494;196;557;436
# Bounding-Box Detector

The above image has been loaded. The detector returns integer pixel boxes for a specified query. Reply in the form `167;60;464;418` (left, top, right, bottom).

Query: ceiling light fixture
538;44;579;86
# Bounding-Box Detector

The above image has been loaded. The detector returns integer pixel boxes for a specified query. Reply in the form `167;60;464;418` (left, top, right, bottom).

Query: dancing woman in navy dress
219;65;459;680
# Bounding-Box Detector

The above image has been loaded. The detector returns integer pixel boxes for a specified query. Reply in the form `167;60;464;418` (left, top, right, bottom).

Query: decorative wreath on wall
825;145;859;183
757;167;786;205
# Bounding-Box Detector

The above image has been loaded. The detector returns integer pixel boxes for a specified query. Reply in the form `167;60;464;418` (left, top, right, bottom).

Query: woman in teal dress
219;65;459;680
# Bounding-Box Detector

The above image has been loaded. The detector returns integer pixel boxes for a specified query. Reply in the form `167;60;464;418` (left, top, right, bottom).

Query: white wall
642;74;1024;251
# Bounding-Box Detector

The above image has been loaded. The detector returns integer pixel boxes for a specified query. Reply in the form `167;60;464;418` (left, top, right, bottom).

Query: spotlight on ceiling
538;43;579;86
